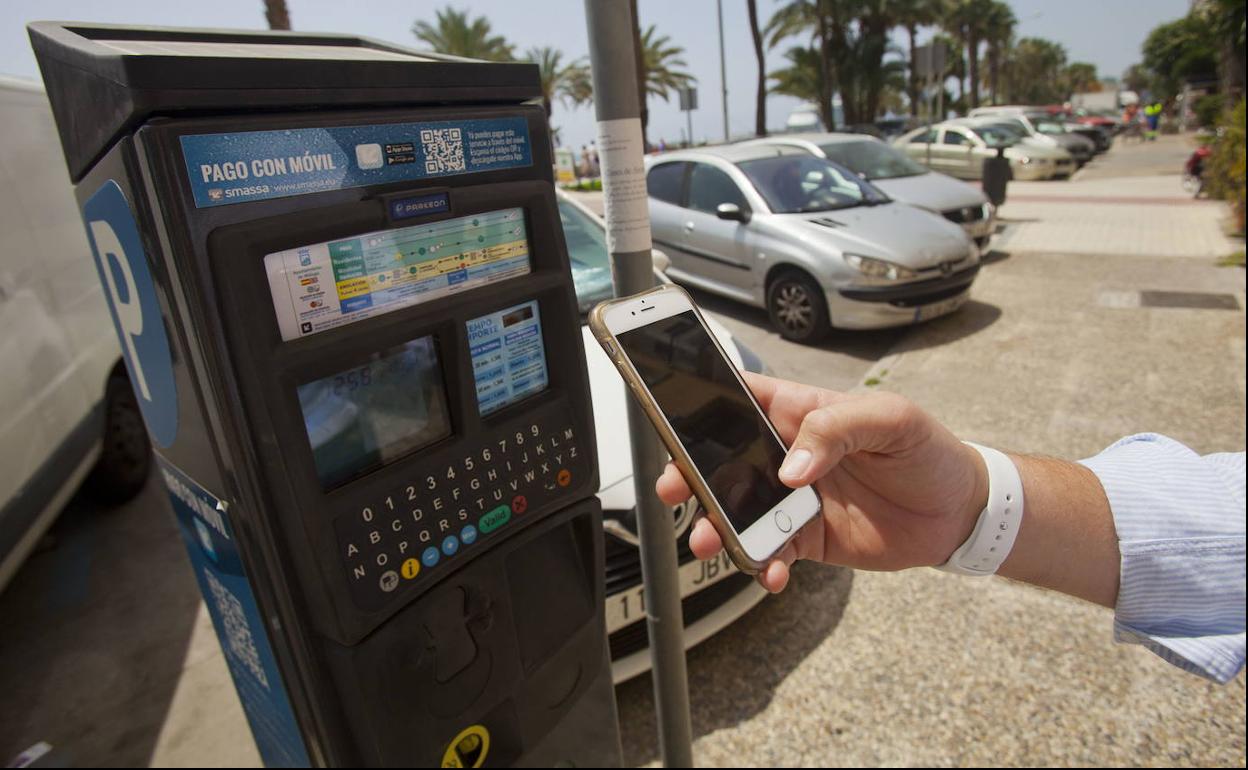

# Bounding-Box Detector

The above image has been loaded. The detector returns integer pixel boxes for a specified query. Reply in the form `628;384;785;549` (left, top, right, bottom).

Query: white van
0;76;151;591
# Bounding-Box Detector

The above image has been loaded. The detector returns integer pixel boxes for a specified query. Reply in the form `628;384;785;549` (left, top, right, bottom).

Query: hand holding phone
656;372;991;593
590;285;822;574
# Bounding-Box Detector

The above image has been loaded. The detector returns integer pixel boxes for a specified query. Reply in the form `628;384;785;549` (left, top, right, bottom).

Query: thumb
777;394;916;486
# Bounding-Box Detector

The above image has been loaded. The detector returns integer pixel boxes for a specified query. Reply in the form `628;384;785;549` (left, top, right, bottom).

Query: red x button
512;494;528;514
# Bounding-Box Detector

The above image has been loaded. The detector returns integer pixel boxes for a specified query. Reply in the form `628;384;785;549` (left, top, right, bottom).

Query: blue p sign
83;180;178;448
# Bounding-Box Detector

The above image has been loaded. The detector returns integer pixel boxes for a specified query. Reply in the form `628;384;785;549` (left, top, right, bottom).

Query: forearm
995;454;1121;608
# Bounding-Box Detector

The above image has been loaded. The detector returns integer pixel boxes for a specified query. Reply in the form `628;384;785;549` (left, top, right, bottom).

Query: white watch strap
938;442;1024;576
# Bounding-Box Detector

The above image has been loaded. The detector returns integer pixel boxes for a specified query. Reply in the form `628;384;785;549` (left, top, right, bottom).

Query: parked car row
643;133;990;343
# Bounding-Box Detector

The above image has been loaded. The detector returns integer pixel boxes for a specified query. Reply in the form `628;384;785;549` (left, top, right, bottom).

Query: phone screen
616;310;790;534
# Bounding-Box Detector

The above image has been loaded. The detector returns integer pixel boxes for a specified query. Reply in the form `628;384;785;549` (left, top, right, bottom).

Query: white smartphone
590;284;821;574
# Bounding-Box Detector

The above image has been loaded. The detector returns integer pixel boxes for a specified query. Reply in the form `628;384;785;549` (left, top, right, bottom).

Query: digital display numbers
297;336;451;489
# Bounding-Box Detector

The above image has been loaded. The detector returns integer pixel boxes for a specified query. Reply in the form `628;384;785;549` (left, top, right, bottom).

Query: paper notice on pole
595;118;653;254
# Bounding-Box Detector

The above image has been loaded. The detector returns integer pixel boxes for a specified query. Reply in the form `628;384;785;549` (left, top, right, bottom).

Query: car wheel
85;369;152;504
767;270;829;344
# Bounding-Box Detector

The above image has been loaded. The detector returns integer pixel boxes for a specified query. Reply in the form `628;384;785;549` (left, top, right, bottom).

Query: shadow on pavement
614;561;854;766
681;284;911;363
0;474;200;767
887;299;1004;355
980;249;1011;266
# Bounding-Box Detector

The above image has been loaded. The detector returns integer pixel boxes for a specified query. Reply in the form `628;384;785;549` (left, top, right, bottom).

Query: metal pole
717;0;729;142
584;2;694;768
686;105;694;149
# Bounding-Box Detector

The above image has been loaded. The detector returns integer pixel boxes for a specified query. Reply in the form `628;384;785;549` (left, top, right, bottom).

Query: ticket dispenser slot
31;22;622;767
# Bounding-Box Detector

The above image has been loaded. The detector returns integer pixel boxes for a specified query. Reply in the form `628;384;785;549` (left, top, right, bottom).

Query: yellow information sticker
441;724;490;768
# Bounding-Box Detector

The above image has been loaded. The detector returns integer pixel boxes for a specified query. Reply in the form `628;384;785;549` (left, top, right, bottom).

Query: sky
2;0;1191;151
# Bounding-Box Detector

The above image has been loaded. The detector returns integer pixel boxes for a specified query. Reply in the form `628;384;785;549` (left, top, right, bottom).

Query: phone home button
774;510;792;533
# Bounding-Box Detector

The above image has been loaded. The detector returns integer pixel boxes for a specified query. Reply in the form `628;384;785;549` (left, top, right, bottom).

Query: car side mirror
716;203;750;223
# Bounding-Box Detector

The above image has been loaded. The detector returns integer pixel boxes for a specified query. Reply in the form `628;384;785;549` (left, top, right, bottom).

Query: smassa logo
83;180;179;447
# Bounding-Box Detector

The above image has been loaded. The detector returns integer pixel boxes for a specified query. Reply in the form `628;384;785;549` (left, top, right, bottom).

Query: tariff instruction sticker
468;300;549;415
266;207;530;341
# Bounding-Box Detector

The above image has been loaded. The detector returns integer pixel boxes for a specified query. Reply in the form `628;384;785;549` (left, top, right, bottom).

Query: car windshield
969;124;1021;147
559;198;616;314
819;140;927;180
737;154;890;214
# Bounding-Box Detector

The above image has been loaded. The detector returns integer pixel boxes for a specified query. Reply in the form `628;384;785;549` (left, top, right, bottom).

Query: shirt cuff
1081;433;1246;684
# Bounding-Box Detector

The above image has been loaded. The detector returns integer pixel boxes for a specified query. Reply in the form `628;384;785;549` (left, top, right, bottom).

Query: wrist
938;443;1024;575
952;441;991;555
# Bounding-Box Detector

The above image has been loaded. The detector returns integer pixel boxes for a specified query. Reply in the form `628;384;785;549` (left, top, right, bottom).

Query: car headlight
1013;155;1031;165
844;253;916;281
981;202;993;220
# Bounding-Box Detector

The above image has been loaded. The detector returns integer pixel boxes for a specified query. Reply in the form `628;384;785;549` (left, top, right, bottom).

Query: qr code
205;570;270;690
421;127;465;174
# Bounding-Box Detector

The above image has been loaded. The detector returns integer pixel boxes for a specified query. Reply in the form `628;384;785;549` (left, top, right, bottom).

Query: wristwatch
938;442;1024;576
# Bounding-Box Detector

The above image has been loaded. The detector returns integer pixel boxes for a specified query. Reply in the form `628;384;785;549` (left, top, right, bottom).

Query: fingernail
780;449;811;481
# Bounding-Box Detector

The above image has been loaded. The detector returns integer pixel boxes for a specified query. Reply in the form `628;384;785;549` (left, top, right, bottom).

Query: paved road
1;135;1243;767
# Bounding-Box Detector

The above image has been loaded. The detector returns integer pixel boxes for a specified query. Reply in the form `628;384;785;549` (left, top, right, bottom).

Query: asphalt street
0;134;1243;767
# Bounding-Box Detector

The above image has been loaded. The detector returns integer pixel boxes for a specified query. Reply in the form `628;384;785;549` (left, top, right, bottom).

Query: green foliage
1195;93;1225;128
412;7;515;61
1003;37;1068;104
1063;62;1100;95
639;25;696;102
1206;98;1246;234
1141;14;1218;101
524;47;592;118
769;46;823;105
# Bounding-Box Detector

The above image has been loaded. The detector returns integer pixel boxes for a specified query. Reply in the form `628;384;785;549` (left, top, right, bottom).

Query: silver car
740;132;997;252
646;144;979;343
895;122;1074;181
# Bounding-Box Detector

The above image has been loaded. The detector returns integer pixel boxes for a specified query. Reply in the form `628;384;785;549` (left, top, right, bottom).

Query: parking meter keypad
336;415;585;609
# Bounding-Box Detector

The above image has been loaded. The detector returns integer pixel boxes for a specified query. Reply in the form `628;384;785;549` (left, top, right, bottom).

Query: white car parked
557;192;769;682
0;76;151;592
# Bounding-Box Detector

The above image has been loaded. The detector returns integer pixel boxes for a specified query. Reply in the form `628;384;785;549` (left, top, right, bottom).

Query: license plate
605;551;740;634
915;294;966;322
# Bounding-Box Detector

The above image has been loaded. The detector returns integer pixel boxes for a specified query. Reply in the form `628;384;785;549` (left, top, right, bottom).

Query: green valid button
478;505;511;534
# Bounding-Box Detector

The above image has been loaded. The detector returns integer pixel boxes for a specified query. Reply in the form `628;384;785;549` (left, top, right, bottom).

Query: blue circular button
460;525;478;545
421;546;440;568
441;535;460;556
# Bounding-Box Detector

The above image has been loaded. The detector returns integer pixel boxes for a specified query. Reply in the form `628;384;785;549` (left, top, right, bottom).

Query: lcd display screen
297;336;451;489
616;311;790;533
266;207;530;340
468;300;550;415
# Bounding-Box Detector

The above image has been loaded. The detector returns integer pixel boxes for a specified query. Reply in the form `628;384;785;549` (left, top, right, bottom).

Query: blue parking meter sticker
159;458;311;768
82;181;178;447
180;117;532;208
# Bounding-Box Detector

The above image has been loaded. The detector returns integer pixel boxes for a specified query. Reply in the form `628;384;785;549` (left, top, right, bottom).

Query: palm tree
526;46;567;119
639;25;696;145
981;0;1016;105
412;7;515;61
264;0;291;30
765;0;845;130
896;0;941;114
769;45;823;106
747;0;768;136
943;0;993;109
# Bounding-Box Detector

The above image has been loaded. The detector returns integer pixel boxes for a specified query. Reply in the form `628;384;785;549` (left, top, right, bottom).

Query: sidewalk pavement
995;174;1243;260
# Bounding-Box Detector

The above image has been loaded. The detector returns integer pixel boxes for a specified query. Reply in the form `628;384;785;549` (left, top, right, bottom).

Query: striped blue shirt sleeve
1080;434;1246;684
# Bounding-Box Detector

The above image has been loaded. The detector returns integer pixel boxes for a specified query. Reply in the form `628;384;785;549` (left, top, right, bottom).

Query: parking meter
29;22;622;767
982;146;1010;208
